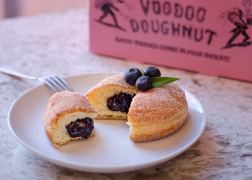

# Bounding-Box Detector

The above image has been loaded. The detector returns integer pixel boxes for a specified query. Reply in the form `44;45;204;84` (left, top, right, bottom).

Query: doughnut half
127;84;188;142
44;91;97;148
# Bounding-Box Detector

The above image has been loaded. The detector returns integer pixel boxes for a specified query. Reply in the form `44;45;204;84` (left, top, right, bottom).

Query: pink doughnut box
89;0;252;82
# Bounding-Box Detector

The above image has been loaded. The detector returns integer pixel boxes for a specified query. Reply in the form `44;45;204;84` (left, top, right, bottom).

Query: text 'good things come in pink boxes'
90;0;252;82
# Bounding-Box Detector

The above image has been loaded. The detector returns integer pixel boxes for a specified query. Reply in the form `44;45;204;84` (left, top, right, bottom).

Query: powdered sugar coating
128;83;187;123
45;91;97;125
86;74;137;96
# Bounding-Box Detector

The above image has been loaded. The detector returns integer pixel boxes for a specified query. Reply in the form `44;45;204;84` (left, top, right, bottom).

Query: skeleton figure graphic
95;0;125;30
99;2;119;26
225;9;250;48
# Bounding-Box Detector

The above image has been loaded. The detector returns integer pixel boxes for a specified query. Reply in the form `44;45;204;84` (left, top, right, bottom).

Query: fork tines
41;74;74;92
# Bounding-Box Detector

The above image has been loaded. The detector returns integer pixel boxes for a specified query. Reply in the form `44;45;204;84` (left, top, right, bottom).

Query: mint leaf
141;68;144;76
151;77;180;88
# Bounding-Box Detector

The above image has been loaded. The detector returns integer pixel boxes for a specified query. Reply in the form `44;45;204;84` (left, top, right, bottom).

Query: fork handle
0;61;37;80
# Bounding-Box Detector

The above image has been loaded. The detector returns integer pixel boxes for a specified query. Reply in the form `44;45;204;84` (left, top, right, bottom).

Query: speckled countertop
0;8;252;180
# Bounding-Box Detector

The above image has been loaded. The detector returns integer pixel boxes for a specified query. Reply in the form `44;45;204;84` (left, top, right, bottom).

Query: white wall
0;0;4;19
0;0;88;19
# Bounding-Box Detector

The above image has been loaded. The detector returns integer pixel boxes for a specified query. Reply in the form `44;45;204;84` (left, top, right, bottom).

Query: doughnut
44;91;97;148
86;74;188;142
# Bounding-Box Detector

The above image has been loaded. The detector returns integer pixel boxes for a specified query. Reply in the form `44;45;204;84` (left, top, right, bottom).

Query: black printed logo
222;0;252;49
95;0;126;31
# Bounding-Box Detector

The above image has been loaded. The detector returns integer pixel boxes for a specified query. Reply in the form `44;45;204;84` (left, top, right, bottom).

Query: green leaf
151;77;180;88
141;68;144;76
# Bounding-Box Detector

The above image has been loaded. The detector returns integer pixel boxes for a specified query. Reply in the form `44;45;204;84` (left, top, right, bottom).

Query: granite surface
0;8;252;180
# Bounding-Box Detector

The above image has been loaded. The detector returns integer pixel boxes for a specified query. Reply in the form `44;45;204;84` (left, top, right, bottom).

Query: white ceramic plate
8;74;206;173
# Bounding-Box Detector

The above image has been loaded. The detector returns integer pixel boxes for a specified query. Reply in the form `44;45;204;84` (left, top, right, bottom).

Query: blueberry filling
66;118;94;138
107;92;134;113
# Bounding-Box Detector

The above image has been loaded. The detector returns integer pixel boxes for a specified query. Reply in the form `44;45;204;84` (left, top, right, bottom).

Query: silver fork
0;61;74;92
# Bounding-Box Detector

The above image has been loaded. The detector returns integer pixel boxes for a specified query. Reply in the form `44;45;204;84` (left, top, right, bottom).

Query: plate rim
7;73;206;173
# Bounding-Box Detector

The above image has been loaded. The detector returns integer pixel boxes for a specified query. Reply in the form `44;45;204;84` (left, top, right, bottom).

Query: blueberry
144;67;161;78
135;76;152;91
123;68;142;85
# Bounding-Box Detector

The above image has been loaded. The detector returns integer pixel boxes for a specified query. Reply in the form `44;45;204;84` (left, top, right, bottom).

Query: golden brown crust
44;91;97;148
128;106;188;142
129;115;187;142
